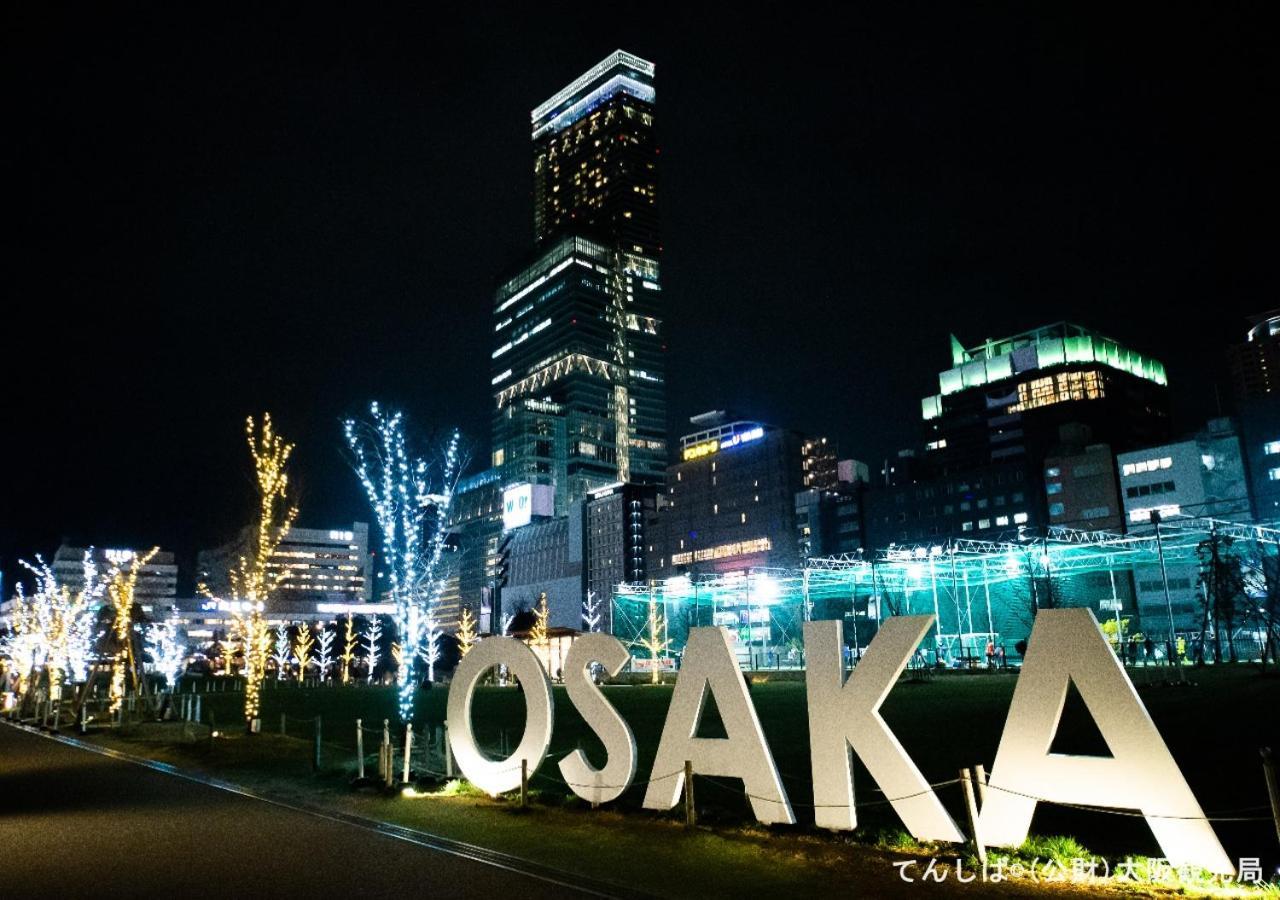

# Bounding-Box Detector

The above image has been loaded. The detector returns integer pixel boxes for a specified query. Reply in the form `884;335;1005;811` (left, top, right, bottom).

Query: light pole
1150;510;1185;682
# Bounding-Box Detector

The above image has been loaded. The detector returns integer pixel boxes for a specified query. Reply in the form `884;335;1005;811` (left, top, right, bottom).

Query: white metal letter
979;608;1233;874
642;627;794;824
558;633;637;804
446;636;553;796
805;617;964;841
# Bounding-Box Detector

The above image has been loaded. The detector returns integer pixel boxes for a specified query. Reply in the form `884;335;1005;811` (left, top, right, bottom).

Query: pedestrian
995;644;1006;669
1144;636;1155;666
985;639;996;669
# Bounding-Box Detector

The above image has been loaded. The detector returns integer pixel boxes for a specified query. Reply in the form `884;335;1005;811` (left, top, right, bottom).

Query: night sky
4;5;1273;585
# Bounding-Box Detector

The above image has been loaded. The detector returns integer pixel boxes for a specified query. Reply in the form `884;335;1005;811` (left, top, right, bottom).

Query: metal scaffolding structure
611;514;1280;670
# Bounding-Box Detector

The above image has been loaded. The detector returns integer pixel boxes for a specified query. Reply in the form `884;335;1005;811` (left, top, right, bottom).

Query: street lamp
1149;510;1185;682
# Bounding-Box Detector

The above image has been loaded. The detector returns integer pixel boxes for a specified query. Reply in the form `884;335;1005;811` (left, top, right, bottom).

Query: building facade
198;523;372;607
1043;441;1124;533
1239;396;1280;523
646;415;812;578
1117;418;1251;636
584;482;657;631
1227;310;1280;403
445;469;504;633
52;545;178;606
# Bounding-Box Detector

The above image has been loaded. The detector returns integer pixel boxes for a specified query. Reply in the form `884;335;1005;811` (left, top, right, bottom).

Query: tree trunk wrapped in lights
106;548;159;714
340;612;357;685
343;402;460;722
201;413;298;730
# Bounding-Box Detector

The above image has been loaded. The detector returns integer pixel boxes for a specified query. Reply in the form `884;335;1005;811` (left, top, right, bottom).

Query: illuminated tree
457;606;478;658
272;624;292;680
340;612;357;685
342;402;460;721
294;625;314;683
363;617;383;683
9;552;104;698
106;548;160;714
203;413;299;730
530;592;550;650
582;589;602;632
316;622;335;680
637;596;671;684
145;613;187;691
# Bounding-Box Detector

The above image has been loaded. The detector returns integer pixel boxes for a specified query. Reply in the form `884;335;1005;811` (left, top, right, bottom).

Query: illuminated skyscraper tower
492;51;666;511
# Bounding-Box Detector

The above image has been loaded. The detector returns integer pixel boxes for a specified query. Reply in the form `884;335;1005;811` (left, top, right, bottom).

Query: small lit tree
582;589;603;632
637;596;671;685
145;614;187;692
340;612;357;685
316;622;335;681
457;606;478;658
293;625;314;683
271;624;291;681
9;552;104;699
363;617;383;683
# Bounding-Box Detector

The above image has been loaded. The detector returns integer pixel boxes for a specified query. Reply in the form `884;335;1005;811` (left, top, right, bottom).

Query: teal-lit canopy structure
612;516;1280;670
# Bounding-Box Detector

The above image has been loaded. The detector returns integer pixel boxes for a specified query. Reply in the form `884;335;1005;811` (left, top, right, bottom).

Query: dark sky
4;4;1274;583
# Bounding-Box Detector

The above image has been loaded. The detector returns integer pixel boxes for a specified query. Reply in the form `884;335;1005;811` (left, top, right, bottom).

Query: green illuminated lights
924;324;1167;416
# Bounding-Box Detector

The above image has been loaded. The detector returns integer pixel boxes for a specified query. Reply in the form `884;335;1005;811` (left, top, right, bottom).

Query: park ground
68;666;1280;897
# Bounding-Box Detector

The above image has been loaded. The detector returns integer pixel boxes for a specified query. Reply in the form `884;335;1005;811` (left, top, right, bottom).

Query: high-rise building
922;322;1171;473
584;482;658;630
445;468;504;633
492;51;666;514
1239;395;1280;523
1227;310;1280;402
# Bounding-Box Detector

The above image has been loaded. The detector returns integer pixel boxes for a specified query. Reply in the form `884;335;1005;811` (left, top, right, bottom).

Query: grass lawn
96;665;1280;896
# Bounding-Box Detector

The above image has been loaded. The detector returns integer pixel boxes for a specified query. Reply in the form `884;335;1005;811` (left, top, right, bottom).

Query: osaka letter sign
448;608;1232;875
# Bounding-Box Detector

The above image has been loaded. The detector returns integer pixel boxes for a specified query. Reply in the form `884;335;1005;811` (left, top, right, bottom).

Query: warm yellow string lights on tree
293;624;314;684
340;612;357;685
200;413;299;730
457;606;478;658
637;596;672;685
5;553;103;700
107;548;159;714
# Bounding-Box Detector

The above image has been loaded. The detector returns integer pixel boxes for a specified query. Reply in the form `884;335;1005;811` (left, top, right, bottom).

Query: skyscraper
492;51;666;512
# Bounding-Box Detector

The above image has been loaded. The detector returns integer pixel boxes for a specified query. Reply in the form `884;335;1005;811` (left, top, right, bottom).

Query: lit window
995;516;1009;527
1048;503;1065;517
1266;441;1280;455
740;513;747;524
1270;468;1280;481
1013;512;1029;524
961;521;974;532
1046;483;1063;495
978;518;991;530
1045;467;1061;478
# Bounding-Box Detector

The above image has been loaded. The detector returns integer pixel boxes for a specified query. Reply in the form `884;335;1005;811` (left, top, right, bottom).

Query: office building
445;469;504;633
52;545;178;606
646;413;814;578
492;51;666;513
1043;430;1124;533
922;322;1170;473
584;482;658;630
500;515;584;631
198;523;372;607
796;468;867;562
1118;418;1251;635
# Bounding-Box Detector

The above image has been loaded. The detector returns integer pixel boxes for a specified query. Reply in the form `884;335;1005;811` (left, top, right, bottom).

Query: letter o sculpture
446;637;554;796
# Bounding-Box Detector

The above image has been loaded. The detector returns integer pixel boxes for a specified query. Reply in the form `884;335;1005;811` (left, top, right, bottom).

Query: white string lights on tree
343;402;460;721
145;613;187;691
363;617;383;683
316;621;335;681
7;551;104;698
272;624;292;681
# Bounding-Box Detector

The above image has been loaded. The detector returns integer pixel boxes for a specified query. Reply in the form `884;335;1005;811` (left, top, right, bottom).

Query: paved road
0;723;596;898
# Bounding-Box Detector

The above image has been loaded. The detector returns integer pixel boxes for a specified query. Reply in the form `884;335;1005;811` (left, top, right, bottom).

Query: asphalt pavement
0;721;600;898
